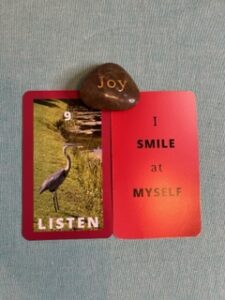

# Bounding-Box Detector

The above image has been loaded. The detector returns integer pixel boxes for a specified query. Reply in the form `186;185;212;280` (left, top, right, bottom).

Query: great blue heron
39;143;77;212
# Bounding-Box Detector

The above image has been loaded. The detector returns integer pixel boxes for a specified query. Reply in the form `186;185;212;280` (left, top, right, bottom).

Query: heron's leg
55;191;60;211
53;193;57;212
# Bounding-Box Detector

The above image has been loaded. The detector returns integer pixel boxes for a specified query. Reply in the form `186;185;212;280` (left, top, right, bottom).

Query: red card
112;91;201;238
23;91;112;240
23;90;201;240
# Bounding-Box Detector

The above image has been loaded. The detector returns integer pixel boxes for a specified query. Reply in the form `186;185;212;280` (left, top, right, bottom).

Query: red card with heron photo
23;90;201;240
23;91;112;240
112;91;201;238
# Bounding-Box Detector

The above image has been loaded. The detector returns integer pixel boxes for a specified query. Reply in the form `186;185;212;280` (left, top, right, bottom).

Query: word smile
137;138;175;149
38;217;99;230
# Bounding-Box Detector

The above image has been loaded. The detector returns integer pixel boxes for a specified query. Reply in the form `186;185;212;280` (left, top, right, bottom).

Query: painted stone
80;63;140;110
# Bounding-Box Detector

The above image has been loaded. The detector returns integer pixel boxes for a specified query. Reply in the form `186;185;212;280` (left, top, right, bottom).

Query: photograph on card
33;98;103;232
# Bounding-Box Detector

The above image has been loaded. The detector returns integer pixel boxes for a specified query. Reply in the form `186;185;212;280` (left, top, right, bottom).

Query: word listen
97;76;127;92
37;217;99;230
137;138;175;149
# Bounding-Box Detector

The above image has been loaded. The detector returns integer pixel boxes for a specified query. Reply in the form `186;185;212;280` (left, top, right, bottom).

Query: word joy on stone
97;76;127;92
80;63;140;110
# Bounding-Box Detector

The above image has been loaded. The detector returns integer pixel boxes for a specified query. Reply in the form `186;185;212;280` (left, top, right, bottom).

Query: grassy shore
34;100;103;231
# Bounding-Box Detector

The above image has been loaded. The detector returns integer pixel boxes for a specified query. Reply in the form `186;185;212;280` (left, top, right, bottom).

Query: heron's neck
65;154;71;172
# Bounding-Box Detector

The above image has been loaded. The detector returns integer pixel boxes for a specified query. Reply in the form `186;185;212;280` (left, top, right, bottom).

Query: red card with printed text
112;91;201;238
23;90;201;240
23;91;112;240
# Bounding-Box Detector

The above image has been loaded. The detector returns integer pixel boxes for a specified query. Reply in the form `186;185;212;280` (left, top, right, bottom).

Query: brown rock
80;63;140;110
